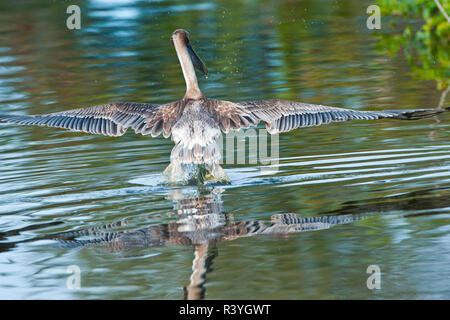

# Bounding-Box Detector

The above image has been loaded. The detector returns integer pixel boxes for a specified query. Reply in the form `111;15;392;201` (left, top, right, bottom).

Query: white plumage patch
170;101;222;165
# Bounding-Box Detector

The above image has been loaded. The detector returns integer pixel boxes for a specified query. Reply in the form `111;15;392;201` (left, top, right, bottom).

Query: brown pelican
0;29;447;184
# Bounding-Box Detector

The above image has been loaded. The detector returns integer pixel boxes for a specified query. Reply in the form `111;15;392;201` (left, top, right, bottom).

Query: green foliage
377;0;449;90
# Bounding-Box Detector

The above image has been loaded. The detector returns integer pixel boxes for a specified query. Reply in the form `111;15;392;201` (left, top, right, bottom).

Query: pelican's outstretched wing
0;102;180;137
207;98;447;134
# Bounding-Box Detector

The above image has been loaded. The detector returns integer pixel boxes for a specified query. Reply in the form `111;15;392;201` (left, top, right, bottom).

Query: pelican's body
0;29;447;184
164;98;225;182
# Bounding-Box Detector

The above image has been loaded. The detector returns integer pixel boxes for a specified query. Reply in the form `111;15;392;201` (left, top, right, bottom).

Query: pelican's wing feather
0;102;179;137
220;99;446;134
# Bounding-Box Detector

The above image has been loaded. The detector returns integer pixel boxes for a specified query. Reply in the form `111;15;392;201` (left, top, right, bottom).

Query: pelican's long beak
186;44;208;77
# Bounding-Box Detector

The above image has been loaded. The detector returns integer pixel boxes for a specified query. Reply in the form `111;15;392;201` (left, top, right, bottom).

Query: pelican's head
171;29;208;77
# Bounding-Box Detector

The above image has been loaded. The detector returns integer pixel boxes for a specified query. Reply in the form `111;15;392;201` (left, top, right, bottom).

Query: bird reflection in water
55;187;364;300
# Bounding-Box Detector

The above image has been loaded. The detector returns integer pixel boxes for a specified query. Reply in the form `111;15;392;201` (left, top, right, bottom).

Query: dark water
0;0;449;299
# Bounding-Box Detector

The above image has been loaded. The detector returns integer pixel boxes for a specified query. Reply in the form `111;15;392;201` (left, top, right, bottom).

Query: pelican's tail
170;142;222;165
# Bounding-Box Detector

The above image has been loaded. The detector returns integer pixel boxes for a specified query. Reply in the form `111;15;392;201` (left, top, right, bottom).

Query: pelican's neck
174;42;203;100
